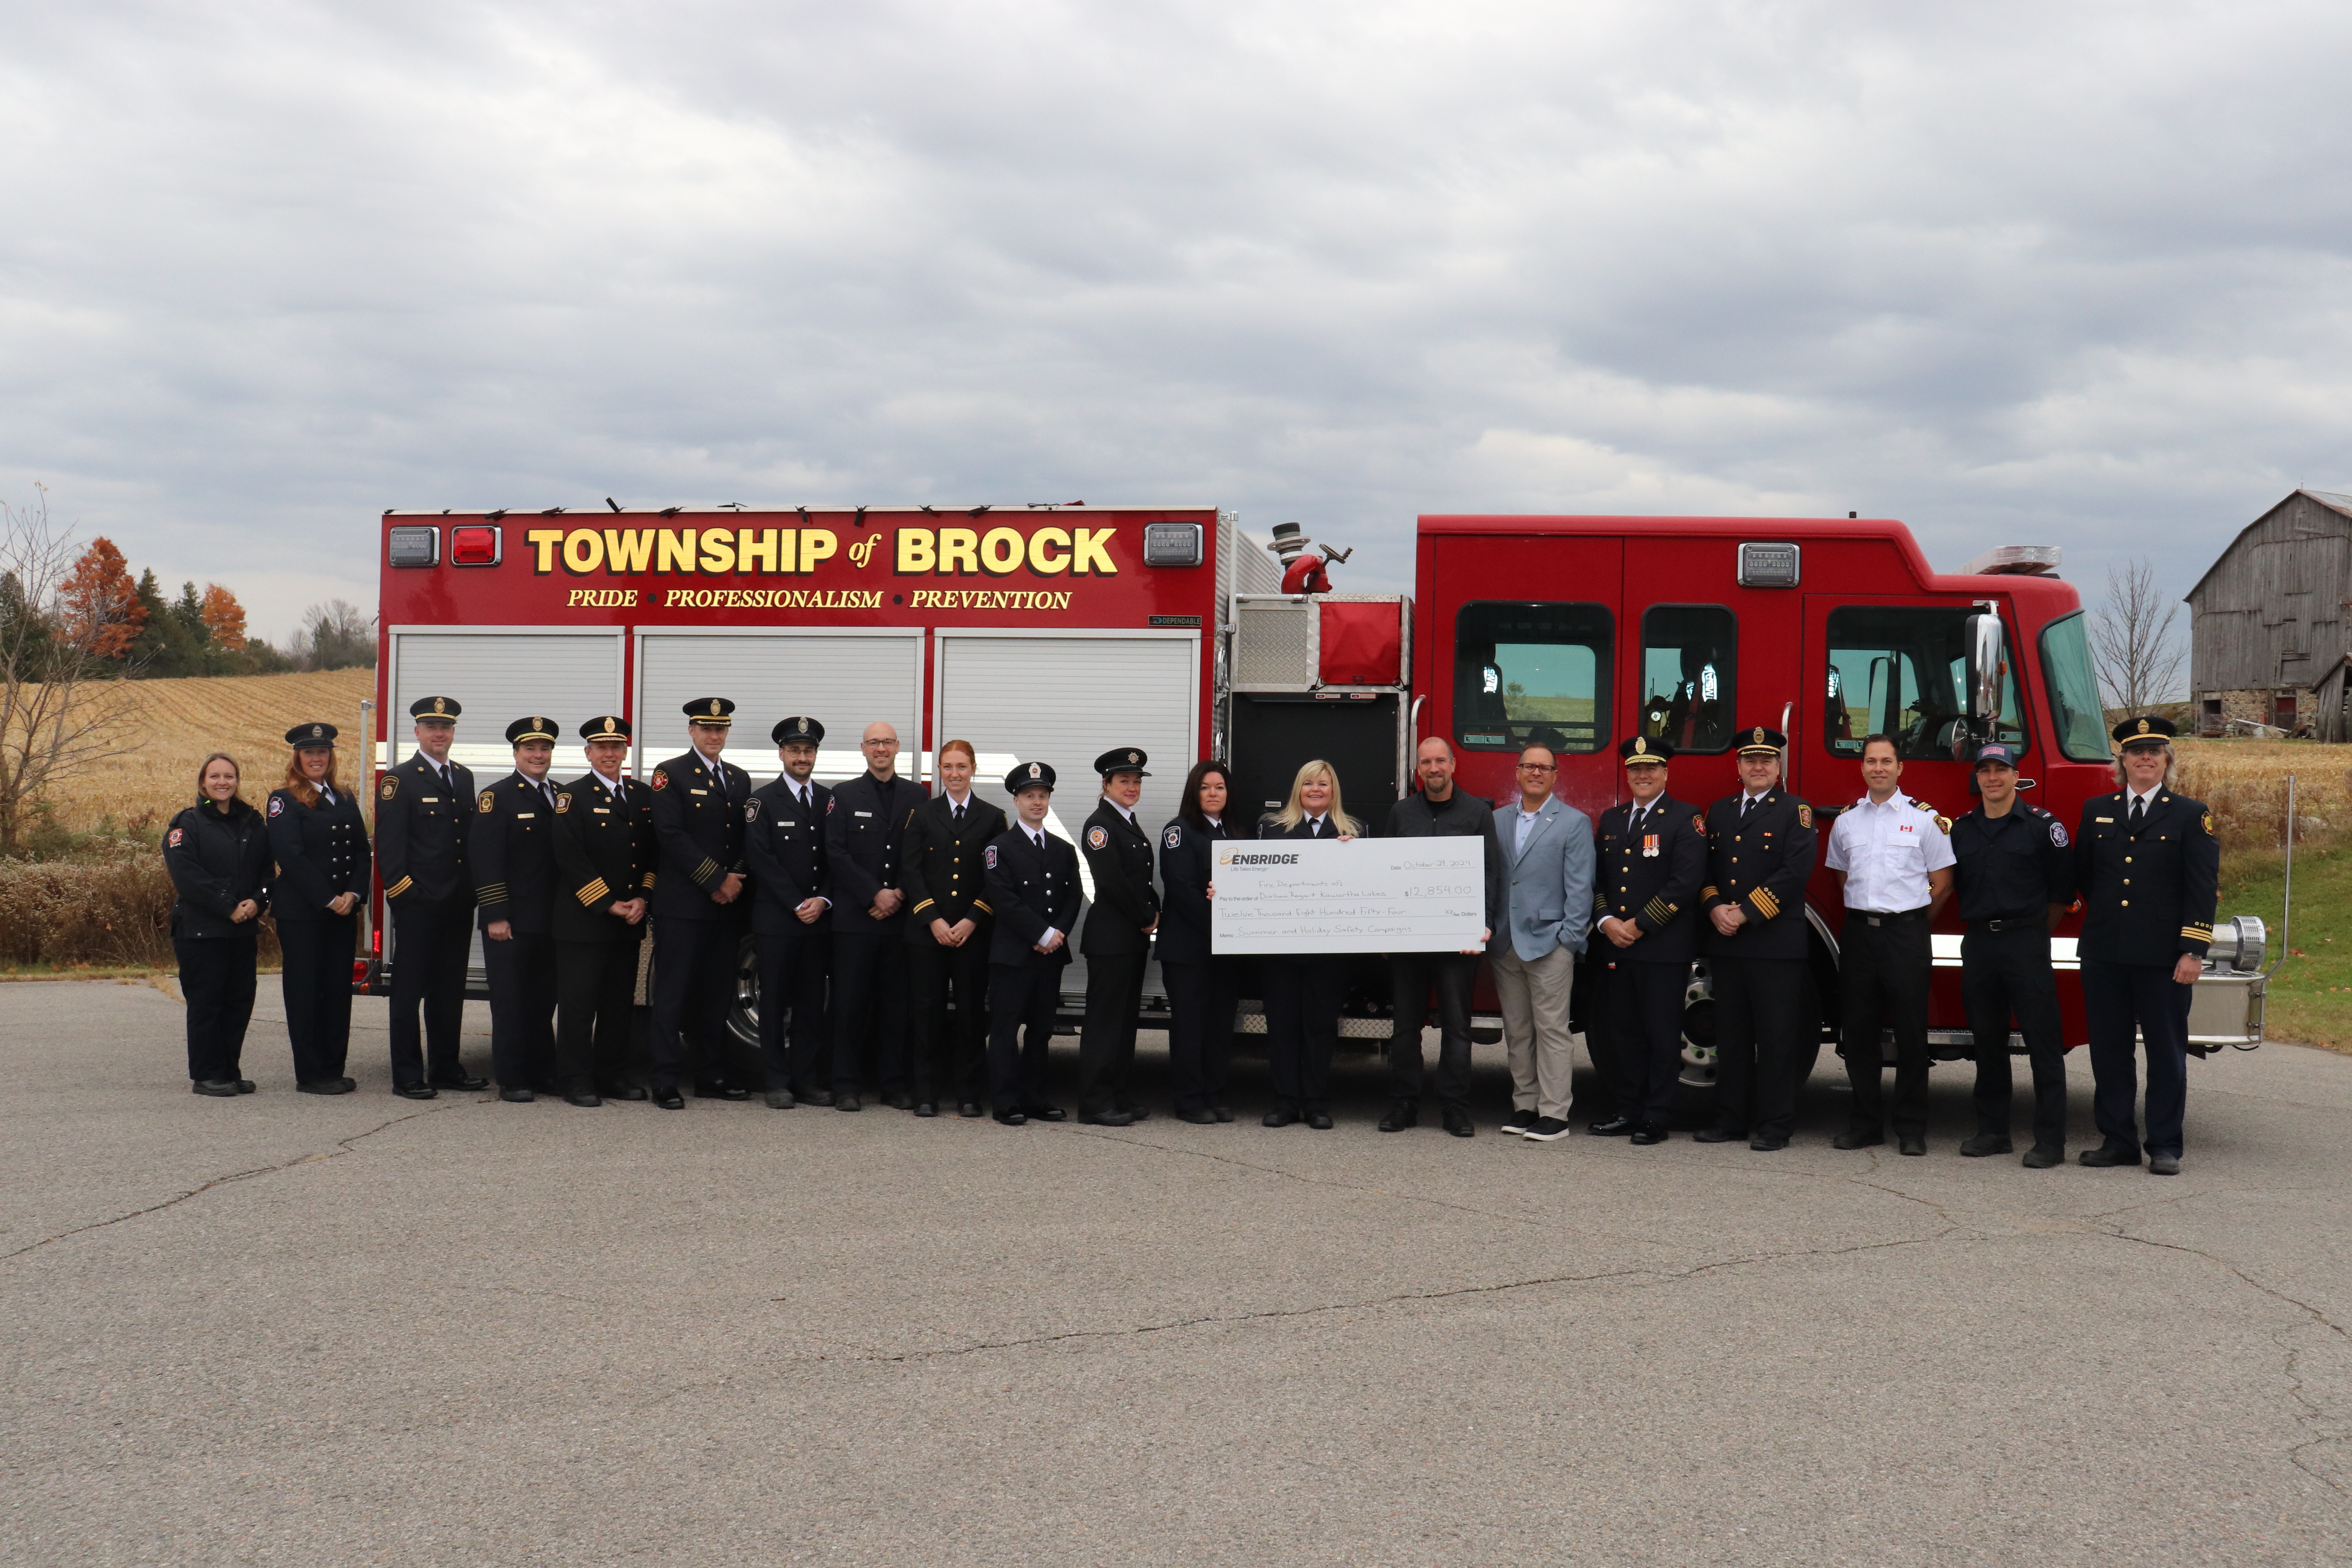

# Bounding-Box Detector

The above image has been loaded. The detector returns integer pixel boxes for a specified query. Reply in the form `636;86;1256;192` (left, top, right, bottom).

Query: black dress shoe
1023;1103;1068;1122
958;1101;985;1118
393;1083;438;1101
1833;1128;1884;1150
1749;1135;1789;1151
1117;1104;1152;1122
795;1087;834;1107
652;1087;686;1110
1211;1105;1234;1123
192;1079;240;1097
499;1086;534;1103
432;1073;490;1092
1079;1109;1135;1127
1305;1111;1335;1131
2021;1144;2065;1169
763;1088;795;1109
1587;1114;1635;1137
1377;1101;1418;1132
599;1081;649;1102
1441;1105;1474;1138
882;1092;916;1111
1629;1124;1668;1145
695;1082;750;1101
334;1077;357;1092
1691;1126;1742;1143
1262;1108;1298;1128
993;1109;1028;1126
564;1091;604;1108
2079;1145;2140;1167
835;1094;862;1112
1176;1106;1216;1125
1959;1133;2013;1158
296;1079;353;1096
2149;1153;2182;1176
234;1079;256;1094
913;1101;939;1118
1897;1132;1926;1157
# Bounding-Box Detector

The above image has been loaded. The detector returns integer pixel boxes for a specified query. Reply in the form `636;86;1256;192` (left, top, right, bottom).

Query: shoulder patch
1934;816;1951;834
985;843;999;869
745;797;761;822
1087;825;1108;850
554;792;571;814
826;795;836;814
1796;803;1812;829
379;775;399;800
268;795;285;817
2203;811;2216;837
1165;826;1183;849
650;769;669;791
2049;819;2069;847
167;827;184;848
478;790;496;814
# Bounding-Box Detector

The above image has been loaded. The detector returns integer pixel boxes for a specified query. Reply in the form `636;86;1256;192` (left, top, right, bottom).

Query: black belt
1851;906;1927;927
1973;915;2044;934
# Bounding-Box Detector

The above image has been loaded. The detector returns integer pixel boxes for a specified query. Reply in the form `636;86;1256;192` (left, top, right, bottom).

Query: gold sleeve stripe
1751;888;1781;920
1643;898;1675;925
909;898;935;915
1701;885;1719;901
972;900;993;915
641;873;657;889
577;878;611;906
384;876;414;898
695;857;720;883
2181;927;2210;941
475;882;509;904
2183;923;2212;935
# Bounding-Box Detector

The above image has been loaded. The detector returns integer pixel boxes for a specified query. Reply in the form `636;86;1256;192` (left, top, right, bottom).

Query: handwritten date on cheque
1209;838;1485;955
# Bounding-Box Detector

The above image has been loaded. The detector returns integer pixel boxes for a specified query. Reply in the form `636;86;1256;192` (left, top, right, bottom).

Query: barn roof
2185;488;2352;604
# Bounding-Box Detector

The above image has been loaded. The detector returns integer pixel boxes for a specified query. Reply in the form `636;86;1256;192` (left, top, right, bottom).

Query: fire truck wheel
728;933;760;1052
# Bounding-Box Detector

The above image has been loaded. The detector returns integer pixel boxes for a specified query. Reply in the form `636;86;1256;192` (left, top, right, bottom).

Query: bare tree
289;598;376;671
2090;555;2187;713
0;487;138;851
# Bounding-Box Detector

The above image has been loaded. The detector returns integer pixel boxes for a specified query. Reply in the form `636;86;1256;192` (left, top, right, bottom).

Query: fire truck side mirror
1964;611;2005;723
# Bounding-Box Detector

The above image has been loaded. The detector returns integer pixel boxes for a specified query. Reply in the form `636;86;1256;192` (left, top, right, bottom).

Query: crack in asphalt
0;1102;473;1263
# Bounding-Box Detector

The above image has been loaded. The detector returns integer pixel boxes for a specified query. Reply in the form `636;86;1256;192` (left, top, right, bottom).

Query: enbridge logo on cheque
1220;850;1299;865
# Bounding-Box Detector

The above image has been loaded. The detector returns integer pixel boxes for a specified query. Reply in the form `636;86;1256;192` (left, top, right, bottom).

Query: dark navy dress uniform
647;700;756;1099
550;717;656;1102
744;717;833;1102
163;791;272;1091
1950;744;2075;1157
1592;740;1708;1134
902;782;1009;1113
375;697;480;1092
1258;809;1359;1126
266;722;371;1091
983;762;1080;1122
1157;811;1239;1118
1698;729;1818;1147
1077;749;1161;1123
824;764;929;1105
471;717;565;1097
2073;717;2219;1166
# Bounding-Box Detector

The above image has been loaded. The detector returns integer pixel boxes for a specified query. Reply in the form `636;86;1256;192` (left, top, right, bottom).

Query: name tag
421;798;440;804
855;811;872;818
2095;816;2114;824
690;789;708;796
593;807;610;815
516;813;536;820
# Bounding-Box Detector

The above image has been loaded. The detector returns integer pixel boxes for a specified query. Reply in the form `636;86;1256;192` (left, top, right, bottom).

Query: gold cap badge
2136;718;2150;734
708;700;722;717
1633;737;1647;755
1753;726;1765;744
432;696;446;715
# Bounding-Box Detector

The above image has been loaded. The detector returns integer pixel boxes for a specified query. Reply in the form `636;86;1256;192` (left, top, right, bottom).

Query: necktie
1031;831;1044;851
542;783;556;811
798;785;809;811
954;802;964;825
2130;796;2144;829
319;785;335;806
1629;807;1645;837
1741;796;1755;820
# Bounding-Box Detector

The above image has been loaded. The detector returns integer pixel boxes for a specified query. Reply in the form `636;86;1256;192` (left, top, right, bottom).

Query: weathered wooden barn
2187;488;2352;740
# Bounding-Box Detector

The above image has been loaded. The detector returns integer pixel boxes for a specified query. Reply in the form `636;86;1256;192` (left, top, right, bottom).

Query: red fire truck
366;505;2266;1098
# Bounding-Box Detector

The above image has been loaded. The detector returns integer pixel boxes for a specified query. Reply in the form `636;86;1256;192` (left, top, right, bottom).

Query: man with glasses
1485;742;1591;1142
1382;736;1506;1138
824;720;928;1111
744;717;833;1109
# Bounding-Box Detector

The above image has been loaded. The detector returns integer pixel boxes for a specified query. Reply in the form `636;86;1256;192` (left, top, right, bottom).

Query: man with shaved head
823;719;928;1111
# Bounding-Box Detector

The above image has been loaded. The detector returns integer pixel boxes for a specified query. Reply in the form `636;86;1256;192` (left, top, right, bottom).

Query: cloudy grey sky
3;1;2347;639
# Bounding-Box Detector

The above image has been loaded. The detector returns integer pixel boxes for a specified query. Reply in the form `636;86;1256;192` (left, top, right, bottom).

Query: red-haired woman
265;721;372;1094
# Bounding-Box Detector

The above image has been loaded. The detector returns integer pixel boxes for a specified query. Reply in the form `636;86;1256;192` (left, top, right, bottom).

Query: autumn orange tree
57;536;145;662
198;583;247;649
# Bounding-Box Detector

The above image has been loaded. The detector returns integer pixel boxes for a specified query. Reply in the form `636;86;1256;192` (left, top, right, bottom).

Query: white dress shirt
1824;789;1955;913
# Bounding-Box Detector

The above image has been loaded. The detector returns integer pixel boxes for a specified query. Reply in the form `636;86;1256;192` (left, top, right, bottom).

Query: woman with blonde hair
265;721;372;1094
163;752;272;1095
1255;759;1367;1129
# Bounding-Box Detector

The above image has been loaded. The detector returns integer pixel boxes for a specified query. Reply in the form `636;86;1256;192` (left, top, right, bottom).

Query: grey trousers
1493;942;1577;1120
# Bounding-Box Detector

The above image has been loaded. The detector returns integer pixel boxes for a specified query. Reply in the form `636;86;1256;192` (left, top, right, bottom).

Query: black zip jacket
163;796;272;940
1384;789;1506;938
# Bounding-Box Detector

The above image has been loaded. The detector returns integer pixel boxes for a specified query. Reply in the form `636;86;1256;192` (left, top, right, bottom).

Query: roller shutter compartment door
934;632;1200;1002
633;631;924;784
387;631;624;776
384;630;626;999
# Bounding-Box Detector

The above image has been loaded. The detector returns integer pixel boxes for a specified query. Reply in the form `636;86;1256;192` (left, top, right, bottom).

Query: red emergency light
450;525;503;566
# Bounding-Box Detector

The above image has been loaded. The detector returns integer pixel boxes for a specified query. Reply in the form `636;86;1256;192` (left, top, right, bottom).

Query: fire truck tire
728;933;760;1053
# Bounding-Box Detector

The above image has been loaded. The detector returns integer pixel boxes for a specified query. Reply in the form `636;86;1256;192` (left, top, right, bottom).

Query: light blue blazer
1492;799;1595;963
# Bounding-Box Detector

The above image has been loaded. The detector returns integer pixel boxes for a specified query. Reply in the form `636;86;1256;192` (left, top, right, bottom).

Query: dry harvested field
36;668;374;832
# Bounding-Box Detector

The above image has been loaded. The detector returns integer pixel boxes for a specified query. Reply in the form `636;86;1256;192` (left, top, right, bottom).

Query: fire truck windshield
2038;610;2112;761
1824;606;2026;761
1454;601;1613;754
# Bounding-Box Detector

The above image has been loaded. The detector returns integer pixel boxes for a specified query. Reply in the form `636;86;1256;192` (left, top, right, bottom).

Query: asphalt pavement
3;979;2348;1566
